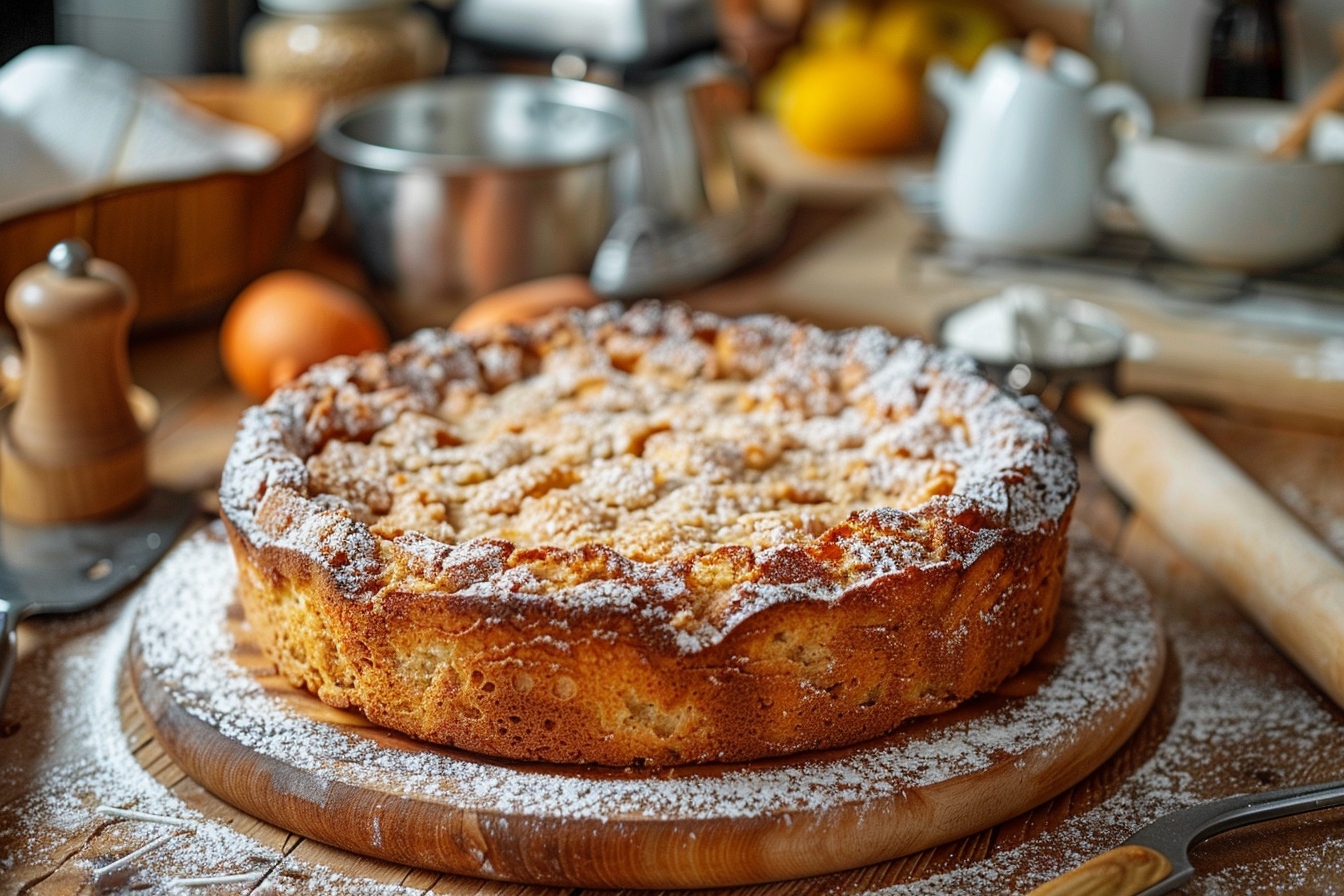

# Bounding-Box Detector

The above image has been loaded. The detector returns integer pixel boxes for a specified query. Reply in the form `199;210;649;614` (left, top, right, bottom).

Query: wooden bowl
0;76;319;332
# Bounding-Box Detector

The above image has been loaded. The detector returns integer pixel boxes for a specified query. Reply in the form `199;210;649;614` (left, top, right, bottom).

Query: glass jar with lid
243;0;448;101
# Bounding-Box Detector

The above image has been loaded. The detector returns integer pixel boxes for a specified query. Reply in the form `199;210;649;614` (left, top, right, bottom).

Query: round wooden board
128;529;1164;890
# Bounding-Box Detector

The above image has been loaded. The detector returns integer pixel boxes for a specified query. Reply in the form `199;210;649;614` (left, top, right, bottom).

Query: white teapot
928;43;1152;253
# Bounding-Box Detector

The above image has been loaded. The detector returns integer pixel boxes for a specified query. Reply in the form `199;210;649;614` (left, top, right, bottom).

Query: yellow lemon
776;48;924;157
805;2;870;50
869;0;1009;72
758;48;802;116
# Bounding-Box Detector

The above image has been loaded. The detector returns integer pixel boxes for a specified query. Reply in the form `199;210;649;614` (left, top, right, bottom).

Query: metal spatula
0;488;195;713
1028;777;1344;895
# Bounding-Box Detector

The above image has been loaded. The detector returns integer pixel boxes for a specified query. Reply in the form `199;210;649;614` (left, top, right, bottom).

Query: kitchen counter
3;206;1344;895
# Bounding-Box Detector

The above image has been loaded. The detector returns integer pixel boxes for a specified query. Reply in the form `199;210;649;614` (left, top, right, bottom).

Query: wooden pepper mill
0;239;148;524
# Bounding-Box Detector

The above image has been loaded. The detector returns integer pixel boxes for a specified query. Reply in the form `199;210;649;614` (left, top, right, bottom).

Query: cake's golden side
225;506;1069;765
219;302;1078;766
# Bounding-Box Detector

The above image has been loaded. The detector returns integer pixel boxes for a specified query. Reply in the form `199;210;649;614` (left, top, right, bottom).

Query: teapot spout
926;58;970;113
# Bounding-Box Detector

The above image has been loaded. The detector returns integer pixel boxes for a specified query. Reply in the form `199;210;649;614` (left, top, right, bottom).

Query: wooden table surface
3;209;1344;895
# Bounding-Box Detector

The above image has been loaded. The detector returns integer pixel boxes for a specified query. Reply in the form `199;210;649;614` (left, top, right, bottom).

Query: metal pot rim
318;75;644;175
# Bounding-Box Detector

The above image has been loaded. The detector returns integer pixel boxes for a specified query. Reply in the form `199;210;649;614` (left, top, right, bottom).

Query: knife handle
1025;845;1172;895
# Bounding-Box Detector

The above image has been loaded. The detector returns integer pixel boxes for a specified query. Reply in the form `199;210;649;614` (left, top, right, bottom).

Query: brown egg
451;275;601;335
221;270;388;402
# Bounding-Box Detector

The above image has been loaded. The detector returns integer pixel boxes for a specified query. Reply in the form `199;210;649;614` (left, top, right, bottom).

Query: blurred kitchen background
3;0;1344;435
6;1;1344;97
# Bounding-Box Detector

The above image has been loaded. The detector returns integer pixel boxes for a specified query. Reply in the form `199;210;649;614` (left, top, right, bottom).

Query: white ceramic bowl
1115;100;1344;271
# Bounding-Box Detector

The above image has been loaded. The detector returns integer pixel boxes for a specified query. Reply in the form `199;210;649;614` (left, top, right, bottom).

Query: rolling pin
1070;383;1344;710
1024;385;1344;896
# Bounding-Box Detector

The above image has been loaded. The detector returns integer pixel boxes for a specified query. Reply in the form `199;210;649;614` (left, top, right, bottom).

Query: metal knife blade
0;488;196;711
1027;777;1344;895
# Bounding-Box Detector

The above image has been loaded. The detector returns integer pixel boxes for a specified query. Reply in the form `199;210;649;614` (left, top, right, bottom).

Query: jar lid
259;0;407;13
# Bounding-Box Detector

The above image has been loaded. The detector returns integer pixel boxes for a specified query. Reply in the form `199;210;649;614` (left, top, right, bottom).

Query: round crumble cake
218;302;1077;766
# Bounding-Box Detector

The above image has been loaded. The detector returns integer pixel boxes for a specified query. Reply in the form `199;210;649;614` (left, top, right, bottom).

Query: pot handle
926;59;970;113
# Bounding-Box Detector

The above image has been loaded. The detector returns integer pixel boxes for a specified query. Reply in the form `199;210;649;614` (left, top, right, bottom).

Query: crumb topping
294;305;1065;563
219;302;1076;619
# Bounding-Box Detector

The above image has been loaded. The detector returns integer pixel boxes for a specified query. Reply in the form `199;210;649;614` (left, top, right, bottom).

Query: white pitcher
928;43;1153;253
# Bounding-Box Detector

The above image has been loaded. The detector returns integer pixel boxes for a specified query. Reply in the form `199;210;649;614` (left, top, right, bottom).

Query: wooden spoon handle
1025;845;1172;895
1269;63;1344;159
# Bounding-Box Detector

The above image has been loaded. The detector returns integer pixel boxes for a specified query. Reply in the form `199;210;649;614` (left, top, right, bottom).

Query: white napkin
0;46;283;221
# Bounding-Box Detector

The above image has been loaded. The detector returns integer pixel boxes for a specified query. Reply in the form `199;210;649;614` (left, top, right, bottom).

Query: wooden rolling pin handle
1025;845;1172;896
1081;388;1344;711
1;239;148;523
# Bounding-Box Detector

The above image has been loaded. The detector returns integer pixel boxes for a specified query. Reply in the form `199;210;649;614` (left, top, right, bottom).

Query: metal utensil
589;190;791;298
0;488;195;712
1029;777;1344;894
320;76;644;323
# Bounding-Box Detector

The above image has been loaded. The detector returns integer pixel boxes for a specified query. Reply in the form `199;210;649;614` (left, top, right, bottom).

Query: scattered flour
3;526;1342;894
1277;482;1344;558
132;530;1159;827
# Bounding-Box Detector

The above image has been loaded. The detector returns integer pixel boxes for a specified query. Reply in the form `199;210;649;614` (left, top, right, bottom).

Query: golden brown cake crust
219;302;1077;766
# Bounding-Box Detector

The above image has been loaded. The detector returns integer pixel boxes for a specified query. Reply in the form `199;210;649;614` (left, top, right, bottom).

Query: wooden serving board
128;530;1164;890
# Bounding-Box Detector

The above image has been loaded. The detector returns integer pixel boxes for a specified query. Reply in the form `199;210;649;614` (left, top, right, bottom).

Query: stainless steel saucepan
320;76;644;322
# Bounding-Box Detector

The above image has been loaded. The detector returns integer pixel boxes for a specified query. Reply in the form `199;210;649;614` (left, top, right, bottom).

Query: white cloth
0;46;282;221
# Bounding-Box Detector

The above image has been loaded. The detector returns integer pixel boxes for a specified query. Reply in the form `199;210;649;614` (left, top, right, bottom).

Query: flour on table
130;528;1159;824
3;525;1343;894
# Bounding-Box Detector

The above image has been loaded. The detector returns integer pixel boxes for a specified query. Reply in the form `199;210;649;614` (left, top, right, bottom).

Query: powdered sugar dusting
133;529;1156;826
6;529;1343;892
217;302;1077;653
0;586;284;889
869;567;1344;894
